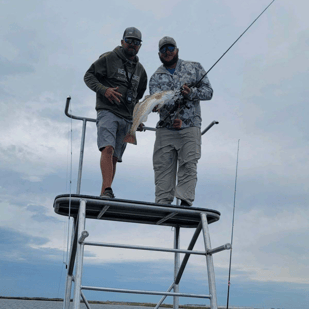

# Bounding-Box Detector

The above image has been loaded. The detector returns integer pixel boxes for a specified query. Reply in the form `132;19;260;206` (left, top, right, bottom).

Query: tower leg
200;213;218;309
73;200;86;309
63;217;78;309
63;274;73;309
173;226;180;309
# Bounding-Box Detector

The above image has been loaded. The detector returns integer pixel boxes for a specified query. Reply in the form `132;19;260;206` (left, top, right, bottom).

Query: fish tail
123;133;137;145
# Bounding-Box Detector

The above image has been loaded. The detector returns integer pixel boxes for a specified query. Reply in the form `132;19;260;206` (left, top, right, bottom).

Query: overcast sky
0;0;308;308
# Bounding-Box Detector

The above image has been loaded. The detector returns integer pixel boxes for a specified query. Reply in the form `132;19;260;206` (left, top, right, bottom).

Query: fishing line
195;0;276;86
226;139;240;309
164;0;276;125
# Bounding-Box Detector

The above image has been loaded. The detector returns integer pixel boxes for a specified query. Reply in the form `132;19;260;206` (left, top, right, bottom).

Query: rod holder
78;231;89;243
207;243;231;255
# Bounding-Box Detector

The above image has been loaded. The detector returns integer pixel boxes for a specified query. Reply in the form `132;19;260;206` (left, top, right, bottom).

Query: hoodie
84;46;147;121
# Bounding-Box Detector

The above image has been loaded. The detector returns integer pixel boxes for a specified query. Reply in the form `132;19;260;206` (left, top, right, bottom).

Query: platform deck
54;194;221;228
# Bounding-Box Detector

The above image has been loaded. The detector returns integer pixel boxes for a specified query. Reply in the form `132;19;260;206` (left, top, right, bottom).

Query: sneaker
100;187;115;199
180;199;191;206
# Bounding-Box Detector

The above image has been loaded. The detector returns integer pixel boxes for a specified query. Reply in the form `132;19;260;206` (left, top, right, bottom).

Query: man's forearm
84;71;108;95
188;82;213;101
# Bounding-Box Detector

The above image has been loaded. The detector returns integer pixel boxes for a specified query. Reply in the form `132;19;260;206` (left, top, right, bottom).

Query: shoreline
0;296;209;308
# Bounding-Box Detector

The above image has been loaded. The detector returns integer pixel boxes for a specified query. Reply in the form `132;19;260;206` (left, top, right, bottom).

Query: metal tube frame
70;211;230;309
63;216;77;309
62;97;224;309
73;200;87;309
81;286;210;299
173;226;180;309
201;213;218;309
63;204;231;309
84;241;206;255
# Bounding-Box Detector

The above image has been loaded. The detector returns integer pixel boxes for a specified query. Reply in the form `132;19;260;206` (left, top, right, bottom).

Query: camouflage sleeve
84;56;109;96
188;63;213;101
149;73;163;95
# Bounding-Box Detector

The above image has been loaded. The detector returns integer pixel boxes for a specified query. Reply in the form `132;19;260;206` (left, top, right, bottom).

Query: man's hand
181;84;191;98
136;123;145;132
173;118;182;129
105;87;122;104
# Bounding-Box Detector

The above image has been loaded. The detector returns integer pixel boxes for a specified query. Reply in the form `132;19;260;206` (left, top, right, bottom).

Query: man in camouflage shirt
149;36;213;206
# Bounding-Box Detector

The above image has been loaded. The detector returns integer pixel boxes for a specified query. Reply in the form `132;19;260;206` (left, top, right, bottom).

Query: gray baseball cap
123;27;142;41
159;36;177;49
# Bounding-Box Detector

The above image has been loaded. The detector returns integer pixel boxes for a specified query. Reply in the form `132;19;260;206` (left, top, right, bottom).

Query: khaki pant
153;127;201;206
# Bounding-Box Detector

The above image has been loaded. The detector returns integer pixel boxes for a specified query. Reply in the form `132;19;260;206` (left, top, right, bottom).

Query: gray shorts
96;110;132;162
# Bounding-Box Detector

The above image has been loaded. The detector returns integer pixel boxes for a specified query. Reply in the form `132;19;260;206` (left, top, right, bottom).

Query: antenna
227;139;240;309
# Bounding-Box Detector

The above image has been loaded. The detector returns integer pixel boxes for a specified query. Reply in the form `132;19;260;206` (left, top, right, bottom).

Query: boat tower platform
55;97;230;309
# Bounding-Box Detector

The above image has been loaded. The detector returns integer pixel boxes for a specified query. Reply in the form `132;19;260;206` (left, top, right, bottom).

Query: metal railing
65;96;219;194
60;197;231;309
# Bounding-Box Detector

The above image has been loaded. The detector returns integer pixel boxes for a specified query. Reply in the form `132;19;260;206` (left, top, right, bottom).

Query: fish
123;90;175;145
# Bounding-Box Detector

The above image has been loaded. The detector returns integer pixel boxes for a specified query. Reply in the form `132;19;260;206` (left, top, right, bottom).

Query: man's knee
102;145;114;156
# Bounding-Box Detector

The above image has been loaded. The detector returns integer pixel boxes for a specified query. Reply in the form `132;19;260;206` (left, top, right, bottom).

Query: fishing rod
196;0;276;87
159;0;276;126
227;139;240;309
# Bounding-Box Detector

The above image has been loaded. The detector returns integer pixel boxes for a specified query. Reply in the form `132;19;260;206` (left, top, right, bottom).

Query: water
0;299;260;309
0;299;155;309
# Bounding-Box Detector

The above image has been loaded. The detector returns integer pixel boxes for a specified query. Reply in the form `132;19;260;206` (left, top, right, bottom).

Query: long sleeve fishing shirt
84;46;147;121
149;58;213;129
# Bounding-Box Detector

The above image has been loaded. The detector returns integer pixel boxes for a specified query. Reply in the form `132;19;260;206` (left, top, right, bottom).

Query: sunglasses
124;38;141;46
159;45;176;54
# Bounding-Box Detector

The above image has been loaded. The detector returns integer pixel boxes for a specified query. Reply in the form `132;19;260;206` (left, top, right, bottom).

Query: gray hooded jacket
84;46;147;121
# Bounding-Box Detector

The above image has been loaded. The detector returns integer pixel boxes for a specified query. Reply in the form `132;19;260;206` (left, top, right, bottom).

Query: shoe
100;187;115;199
180;199;191;206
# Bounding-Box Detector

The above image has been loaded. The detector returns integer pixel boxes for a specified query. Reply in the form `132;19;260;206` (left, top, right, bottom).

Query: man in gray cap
149;36;213;206
84;27;147;198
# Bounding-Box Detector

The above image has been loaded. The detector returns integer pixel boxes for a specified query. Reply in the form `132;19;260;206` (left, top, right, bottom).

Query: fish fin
123;133;137;145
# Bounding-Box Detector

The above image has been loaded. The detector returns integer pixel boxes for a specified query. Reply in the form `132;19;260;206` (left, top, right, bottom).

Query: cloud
26;204;60;223
0;92;82;182
0;57;35;78
0;226;55;262
127;0;184;19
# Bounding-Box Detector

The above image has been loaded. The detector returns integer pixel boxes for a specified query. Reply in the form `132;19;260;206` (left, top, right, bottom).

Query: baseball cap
123;27;142;41
159;36;177;49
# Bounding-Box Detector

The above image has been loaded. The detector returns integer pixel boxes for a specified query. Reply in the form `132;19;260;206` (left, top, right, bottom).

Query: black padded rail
54;194;220;228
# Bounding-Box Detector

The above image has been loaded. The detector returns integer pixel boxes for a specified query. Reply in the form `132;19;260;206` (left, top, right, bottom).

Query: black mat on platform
54;194;220;228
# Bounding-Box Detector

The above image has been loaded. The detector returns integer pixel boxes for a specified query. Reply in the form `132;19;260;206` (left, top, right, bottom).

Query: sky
0;0;308;308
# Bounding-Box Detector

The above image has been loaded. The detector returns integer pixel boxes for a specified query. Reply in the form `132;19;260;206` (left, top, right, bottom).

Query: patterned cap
159;36;177;49
123;27;142;41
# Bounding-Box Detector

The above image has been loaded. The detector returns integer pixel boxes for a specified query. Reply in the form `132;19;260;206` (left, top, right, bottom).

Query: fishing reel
157;87;191;127
171;85;192;110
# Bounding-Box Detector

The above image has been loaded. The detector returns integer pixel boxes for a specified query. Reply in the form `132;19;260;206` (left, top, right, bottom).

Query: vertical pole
63;274;73;309
173;226;180;309
76;119;87;194
200;213;218;309
227;139;240;309
73;200;86;309
63;217;77;309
